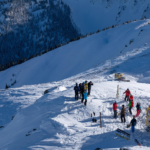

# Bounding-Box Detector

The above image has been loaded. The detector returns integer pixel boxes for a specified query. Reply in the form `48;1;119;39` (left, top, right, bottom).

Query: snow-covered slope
0;72;150;149
63;0;150;34
0;19;150;89
1;20;150;149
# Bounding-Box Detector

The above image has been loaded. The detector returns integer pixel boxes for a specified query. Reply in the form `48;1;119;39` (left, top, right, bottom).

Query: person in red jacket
129;94;134;114
123;88;131;101
113;101;118;118
129;94;133;101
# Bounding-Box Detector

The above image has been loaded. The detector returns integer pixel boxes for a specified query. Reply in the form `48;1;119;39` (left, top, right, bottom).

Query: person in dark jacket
80;83;84;103
74;83;79;100
121;105;126;123
113;101;118;118
130;116;137;132
79;83;82;99
88;81;93;96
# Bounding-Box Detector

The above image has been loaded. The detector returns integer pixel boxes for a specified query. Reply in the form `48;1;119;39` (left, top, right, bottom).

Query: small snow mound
138;76;150;84
58;86;67;91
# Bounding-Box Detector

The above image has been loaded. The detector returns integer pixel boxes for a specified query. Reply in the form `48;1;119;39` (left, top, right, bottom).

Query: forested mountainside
1;0;150;69
0;0;80;67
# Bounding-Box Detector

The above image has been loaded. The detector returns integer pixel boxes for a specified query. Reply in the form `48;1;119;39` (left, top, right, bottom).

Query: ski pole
91;113;92;126
100;112;102;128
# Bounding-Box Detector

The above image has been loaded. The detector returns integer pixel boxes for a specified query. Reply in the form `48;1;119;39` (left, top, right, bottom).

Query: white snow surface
1;20;150;89
0;75;150;150
63;0;150;34
0;20;150;149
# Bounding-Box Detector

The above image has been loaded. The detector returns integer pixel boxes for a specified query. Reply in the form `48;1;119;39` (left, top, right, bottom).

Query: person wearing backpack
74;83;79;100
129;94;134;114
88;81;93;96
113;101;118;118
136;103;141;117
130;116;137;133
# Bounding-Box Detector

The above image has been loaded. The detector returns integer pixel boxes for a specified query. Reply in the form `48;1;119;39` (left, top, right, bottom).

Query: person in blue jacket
74;83;79;100
84;91;88;106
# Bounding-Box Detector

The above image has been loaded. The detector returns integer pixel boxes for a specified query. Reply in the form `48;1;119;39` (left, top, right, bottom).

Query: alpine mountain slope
0;20;150;149
63;0;150;34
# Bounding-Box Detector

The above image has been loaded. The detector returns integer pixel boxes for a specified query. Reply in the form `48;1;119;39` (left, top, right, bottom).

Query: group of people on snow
74;81;93;106
74;82;140;133
113;88;141;132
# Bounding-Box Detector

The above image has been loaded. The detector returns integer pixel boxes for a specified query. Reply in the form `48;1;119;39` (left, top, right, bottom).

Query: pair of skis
116;128;130;141
116;128;142;146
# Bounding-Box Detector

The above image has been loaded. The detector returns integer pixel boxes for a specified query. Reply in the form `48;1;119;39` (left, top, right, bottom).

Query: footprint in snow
26;128;37;136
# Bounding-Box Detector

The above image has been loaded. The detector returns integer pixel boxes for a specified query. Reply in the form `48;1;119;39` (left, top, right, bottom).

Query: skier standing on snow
88;81;93;96
129;94;134;115
81;83;85;103
121;105;126;123
79;83;82;99
123;88;130;101
130;116;137;133
113;101;118;118
84;81;88;92
74;83;79;100
84;91;88;106
83;81;88;106
136;103;141;117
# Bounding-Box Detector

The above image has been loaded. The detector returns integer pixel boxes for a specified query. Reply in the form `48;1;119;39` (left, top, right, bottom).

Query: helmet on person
76;83;78;86
127;88;129;90
133;115;136;118
85;80;87;83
